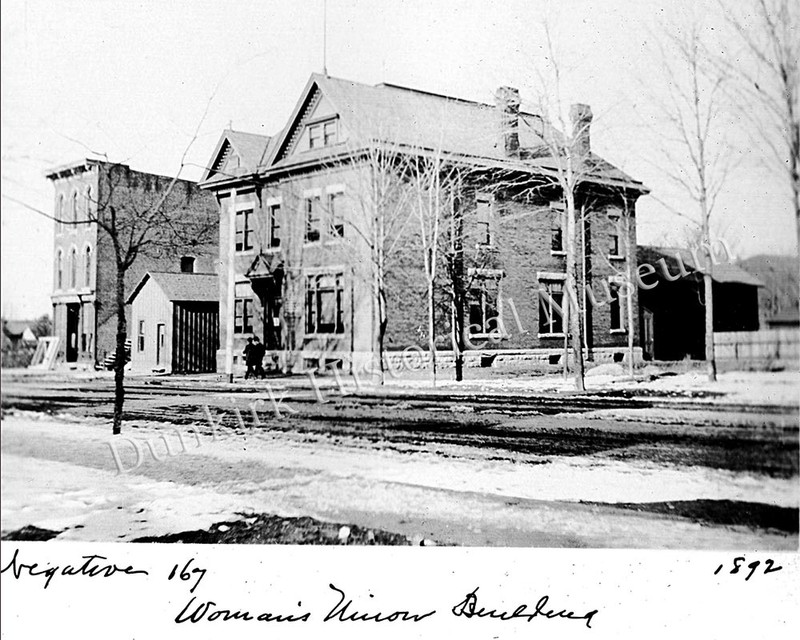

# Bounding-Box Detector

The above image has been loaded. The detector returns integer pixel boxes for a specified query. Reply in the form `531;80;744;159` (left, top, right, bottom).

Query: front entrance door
156;323;166;366
253;276;283;350
642;308;655;360
65;303;80;362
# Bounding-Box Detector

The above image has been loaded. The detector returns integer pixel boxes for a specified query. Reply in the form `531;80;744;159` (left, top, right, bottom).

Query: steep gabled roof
202;129;272;183
263;73;646;191
639;246;764;286
127;272;219;304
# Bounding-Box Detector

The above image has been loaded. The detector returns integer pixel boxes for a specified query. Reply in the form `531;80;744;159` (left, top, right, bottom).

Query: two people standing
243;335;266;379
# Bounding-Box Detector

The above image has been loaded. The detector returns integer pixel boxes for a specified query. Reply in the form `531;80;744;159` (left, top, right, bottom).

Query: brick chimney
496;86;520;157
570;103;593;160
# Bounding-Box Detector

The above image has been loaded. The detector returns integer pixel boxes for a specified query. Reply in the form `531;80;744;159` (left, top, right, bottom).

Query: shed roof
638;246;764;287
127;272;219;304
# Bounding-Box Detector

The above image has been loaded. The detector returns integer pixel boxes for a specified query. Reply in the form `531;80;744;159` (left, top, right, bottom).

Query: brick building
47;160;218;367
200;74;648;375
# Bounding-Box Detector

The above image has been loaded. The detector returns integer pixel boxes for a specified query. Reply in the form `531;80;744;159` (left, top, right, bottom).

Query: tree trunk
626;212;635;377
427;279;437;385
564;194;585;391
703;272;717;382
112;262;127;435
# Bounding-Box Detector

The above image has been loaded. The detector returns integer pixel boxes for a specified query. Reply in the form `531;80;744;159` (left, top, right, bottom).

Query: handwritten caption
3;549;785;628
2;548;599;628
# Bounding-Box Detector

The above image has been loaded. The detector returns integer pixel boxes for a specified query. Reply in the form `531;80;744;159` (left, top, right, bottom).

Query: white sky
1;0;796;318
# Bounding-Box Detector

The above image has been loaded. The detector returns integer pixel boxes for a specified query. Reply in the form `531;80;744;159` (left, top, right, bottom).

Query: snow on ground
1;413;797;548
378;369;800;407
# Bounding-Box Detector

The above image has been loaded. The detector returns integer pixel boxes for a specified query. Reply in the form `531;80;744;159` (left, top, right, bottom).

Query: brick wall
49;161;218;366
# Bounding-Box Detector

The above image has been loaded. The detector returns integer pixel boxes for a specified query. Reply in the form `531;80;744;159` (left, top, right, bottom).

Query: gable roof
127;272;219;304
262;73;646;191
2;321;37;341
202;129;272;183
638;246;764;287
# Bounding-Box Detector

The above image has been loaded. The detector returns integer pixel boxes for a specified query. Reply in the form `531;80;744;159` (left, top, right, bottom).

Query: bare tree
94;165;217;434
718;0;799;263
654;21;733;382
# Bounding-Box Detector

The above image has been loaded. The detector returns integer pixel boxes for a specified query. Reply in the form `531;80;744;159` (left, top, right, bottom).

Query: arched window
71;192;78;226
84;246;92;288
56;249;64;289
56;195;64;233
69;246;77;289
85;187;92;221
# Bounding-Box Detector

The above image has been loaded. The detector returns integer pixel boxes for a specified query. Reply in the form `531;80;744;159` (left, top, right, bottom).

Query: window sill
469;332;510;340
235;249;256;256
538;333;566;339
550;250;566;256
608;255;626;261
304;333;346;339
610;328;628;334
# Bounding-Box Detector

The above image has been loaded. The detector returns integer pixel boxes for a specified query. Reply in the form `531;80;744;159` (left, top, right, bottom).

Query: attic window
308;118;338;149
180;256;195;273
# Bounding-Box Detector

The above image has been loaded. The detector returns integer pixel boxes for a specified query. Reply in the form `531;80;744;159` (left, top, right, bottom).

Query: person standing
243;337;256;379
252;335;267;379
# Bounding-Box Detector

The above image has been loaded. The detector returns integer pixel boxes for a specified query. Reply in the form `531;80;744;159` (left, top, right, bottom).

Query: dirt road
1;374;797;548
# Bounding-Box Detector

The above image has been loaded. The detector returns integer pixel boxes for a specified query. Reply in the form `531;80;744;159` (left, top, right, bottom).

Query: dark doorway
253;275;283;350
642;308;654;360
156;323;166;367
66;303;80;362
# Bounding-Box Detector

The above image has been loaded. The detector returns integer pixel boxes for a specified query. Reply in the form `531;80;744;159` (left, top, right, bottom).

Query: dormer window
308;118;338;149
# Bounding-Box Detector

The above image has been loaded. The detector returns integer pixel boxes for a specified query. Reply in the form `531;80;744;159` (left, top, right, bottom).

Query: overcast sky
1;0;795;318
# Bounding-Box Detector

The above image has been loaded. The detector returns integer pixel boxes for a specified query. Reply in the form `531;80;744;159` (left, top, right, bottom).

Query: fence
714;328;799;364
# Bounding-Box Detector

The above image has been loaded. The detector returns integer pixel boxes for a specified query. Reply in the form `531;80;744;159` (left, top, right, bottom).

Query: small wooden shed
127;272;219;374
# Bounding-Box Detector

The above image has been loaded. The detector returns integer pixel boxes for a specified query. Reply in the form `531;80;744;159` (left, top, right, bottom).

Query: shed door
642;308;654;360
156;323;166;366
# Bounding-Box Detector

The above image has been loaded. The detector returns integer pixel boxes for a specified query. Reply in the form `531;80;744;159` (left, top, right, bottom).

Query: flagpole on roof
323;0;328;77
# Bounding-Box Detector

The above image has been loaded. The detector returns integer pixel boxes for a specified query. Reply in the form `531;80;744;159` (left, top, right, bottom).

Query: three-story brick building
201;74;649;376
47;160;218;367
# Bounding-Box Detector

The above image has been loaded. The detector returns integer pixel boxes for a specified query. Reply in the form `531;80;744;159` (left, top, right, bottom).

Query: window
56;249;63;289
69;247;77;289
328;192;344;238
308;118;338;149
305;273;344;334
539;279;565;335
609;215;622;257
84;246;92;287
476;194;492;246
609;282;624;331
71;192;79;225
468;279;500;335
268;204;281;248
56;195;64;233
309;124;322;149
551;218;564;253
305;196;321;242
137;320;145;352
235;209;254;252
85;187;92;221
551;202;565;254
180;256;195;273
234;298;254;334
323;120;337;146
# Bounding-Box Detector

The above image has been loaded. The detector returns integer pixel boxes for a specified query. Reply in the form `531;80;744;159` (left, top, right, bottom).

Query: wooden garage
127;272;219;374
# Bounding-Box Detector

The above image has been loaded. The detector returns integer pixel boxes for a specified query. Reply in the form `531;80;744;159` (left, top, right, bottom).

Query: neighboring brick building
637;245;763;361
200;74;649;375
46;160;218;367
